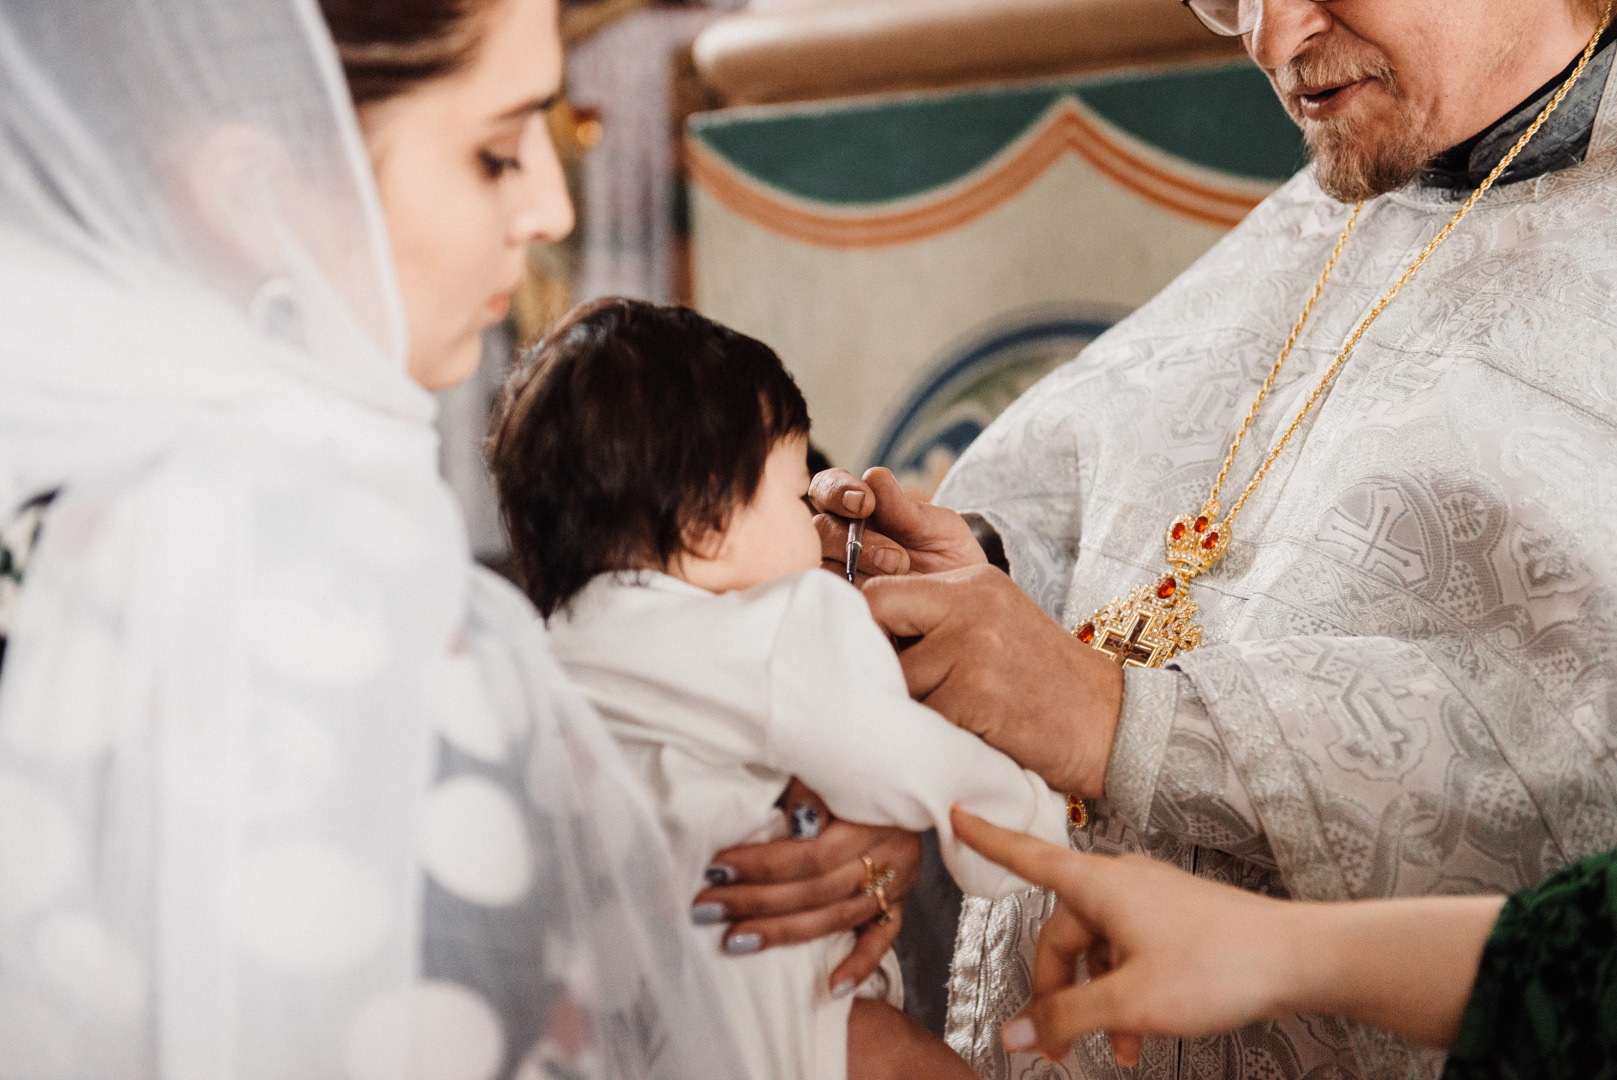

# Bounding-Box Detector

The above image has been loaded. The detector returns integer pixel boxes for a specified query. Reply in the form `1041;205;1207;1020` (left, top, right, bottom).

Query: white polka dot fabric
0;1;749;1078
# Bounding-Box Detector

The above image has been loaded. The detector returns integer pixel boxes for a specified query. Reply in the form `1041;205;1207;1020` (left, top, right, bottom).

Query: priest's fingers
860;570;961;640
809;467;986;573
809;468;875;520
827;900;905;995
814;513;911;578
860;468;988;573
885;621;954;701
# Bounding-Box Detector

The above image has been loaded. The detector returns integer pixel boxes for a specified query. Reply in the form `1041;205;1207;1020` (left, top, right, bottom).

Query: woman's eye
478;149;523;180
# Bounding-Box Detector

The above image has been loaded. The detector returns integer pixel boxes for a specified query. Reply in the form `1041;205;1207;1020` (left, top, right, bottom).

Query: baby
487;298;1068;1080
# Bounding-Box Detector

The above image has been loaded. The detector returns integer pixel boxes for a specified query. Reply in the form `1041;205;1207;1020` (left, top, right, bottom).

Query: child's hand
809;467;985;580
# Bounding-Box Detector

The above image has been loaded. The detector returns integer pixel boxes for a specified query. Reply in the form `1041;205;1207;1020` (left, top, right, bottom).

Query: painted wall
688;59;1306;496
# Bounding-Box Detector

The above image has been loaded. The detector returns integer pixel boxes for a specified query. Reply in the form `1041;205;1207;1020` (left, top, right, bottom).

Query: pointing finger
951;807;1098;897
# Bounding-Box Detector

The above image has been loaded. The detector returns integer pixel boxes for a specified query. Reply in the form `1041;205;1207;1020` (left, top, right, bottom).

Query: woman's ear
186;124;295;279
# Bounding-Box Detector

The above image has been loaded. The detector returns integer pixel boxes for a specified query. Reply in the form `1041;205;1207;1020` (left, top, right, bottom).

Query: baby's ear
677;520;729;563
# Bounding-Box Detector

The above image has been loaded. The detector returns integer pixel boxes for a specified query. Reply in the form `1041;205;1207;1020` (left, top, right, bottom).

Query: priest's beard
1274;48;1443;203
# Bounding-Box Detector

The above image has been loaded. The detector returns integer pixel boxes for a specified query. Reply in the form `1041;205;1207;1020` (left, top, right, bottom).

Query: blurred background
438;0;1305;565
434;0;1306;1030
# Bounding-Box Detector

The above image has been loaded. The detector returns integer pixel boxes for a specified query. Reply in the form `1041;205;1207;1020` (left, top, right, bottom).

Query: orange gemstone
1076;622;1096;644
1194;515;1209;532
1171;522;1186;541
1201;531;1220;550
1157;576;1177;599
1067;796;1089;829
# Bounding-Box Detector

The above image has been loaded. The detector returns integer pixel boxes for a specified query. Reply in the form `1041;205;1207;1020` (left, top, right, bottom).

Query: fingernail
842;490;866;513
872;547;900;574
830;979;856;999
690;902;727;926
704;864;737;886
790;804;823;840
725;933;762;956
1001;1017;1036;1051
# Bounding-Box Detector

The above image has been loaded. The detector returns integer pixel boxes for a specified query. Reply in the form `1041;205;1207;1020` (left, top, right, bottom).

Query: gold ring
860;854;896;923
870;883;892;925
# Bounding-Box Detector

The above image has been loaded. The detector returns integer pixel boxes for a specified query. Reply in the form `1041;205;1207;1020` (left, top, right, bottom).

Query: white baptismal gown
549;568;1070;1080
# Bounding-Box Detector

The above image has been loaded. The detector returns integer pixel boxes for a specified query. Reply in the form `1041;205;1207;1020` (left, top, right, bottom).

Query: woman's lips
1295;77;1371;121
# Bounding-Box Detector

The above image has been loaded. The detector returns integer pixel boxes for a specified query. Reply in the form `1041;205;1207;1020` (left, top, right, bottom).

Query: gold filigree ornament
1064;2;1614;834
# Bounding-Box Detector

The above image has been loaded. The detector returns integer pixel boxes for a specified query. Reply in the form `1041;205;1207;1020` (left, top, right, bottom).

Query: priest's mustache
1274;45;1398;101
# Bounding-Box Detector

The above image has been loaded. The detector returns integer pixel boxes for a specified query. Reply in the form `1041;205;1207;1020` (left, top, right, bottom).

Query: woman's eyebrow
494;92;561;123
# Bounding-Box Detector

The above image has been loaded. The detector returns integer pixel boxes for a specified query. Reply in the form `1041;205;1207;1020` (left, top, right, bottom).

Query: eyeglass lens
1187;0;1258;36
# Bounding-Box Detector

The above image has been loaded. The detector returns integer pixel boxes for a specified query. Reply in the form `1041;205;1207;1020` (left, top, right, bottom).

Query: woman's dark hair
318;0;490;107
487;297;812;618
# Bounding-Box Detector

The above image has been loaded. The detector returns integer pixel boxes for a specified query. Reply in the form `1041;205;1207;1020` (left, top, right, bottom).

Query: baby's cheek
788;509;822;573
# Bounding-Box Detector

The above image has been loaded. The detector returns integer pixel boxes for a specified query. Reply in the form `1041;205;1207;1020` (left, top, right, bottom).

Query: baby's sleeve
764;572;1070;898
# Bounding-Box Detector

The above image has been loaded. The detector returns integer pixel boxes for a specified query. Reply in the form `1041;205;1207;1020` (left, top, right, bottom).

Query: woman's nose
511;135;575;245
1245;0;1333;71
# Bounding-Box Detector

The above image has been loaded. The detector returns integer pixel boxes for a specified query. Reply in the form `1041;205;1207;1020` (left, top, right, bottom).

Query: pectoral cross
1094;611;1165;668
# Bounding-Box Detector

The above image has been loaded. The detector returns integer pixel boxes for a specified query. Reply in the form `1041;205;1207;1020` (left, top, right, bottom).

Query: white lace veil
0;2;746;1079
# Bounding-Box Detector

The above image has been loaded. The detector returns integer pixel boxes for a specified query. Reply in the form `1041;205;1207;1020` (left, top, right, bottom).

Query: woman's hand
951;807;1503;1064
809;467;986;580
692;780;923;995
952;806;1290;1065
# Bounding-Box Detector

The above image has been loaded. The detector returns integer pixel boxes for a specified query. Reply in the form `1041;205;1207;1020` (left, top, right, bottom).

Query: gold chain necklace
1068;9;1613;831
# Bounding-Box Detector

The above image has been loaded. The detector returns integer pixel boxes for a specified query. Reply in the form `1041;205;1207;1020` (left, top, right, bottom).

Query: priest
803;0;1617;1075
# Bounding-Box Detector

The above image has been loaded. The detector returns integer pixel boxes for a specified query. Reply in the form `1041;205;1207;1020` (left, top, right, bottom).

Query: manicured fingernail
1002;1017;1036;1051
842;490;866;513
872;547;900;574
691;902;727;926
790;804;823;840
704;864;737;886
725;933;762;956
831;979;856;999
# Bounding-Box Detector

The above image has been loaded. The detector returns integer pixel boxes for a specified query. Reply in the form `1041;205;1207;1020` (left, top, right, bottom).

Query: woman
0;0;844;1076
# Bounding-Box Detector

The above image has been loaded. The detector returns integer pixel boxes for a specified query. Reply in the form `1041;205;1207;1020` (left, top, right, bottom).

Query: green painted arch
688;61;1308;207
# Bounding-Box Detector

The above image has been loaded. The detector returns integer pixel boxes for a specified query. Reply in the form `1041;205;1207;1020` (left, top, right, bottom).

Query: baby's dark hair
487;297;811;618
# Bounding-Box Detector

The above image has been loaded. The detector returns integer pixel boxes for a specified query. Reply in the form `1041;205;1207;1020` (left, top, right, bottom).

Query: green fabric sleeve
1443;847;1617;1080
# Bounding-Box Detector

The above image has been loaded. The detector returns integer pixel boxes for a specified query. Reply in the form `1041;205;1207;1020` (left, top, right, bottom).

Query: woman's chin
407;332;485;392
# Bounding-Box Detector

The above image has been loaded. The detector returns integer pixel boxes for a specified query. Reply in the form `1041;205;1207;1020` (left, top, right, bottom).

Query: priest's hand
692;780;923;995
863;564;1122;799
809;466;986;580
